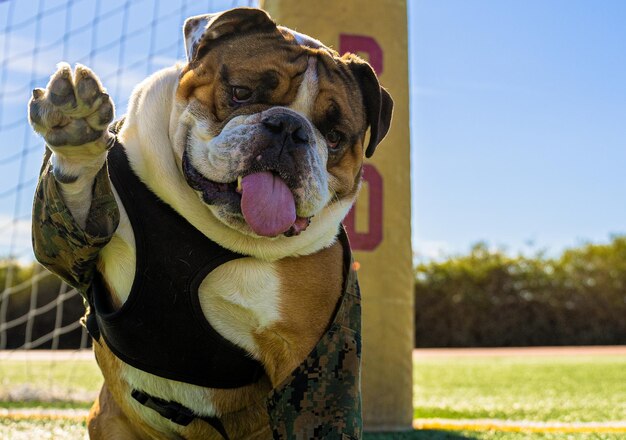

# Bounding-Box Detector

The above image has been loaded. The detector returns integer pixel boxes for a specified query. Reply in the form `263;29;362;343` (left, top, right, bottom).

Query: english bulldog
29;7;392;440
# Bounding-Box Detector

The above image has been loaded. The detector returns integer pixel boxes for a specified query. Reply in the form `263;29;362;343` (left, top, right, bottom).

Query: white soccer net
0;0;256;353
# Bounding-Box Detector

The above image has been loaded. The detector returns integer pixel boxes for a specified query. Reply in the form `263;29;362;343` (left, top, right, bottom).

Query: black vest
89;143;264;388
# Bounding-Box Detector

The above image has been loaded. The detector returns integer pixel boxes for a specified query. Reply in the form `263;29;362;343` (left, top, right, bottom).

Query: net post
261;0;413;431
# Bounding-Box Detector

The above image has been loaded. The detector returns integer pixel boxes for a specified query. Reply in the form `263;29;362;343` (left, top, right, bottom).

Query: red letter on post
344;164;383;251
339;34;383;75
339;34;385;251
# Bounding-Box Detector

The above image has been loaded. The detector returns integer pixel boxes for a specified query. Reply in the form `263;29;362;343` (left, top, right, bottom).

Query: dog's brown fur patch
254;240;344;386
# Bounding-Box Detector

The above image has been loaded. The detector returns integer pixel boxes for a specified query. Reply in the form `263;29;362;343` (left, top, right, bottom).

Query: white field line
0;408;89;422
413;418;626;434
3;410;626;434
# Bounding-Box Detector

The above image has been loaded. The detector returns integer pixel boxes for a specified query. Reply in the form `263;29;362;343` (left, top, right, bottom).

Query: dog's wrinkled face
175;8;392;238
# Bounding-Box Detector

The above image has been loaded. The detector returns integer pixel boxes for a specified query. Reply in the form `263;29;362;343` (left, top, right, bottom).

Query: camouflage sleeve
32;149;119;297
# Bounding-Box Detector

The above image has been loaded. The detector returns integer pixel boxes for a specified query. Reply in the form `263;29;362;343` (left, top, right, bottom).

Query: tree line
414;235;626;347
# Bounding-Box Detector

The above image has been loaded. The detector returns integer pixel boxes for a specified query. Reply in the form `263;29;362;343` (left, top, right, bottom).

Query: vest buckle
131;389;195;426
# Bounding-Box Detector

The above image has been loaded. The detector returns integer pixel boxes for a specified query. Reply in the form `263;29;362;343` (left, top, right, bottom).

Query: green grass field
413;355;626;423
1;352;625;439
0;359;101;410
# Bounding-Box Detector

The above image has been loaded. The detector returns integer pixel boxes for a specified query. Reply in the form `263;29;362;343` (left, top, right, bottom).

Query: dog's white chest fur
198;258;281;357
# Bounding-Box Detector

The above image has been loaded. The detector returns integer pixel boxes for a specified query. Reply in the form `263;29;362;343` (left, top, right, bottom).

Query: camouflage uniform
32;148;120;297
31;147;362;439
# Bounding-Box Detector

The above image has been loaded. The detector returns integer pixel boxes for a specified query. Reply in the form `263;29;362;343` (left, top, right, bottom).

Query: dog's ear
183;8;276;63
277;26;327;50
348;58;394;158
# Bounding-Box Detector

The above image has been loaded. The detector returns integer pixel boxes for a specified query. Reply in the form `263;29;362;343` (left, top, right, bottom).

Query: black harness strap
132;389;230;440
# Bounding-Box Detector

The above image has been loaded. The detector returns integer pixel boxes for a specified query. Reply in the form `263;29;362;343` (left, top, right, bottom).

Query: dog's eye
325;130;342;149
231;86;253;103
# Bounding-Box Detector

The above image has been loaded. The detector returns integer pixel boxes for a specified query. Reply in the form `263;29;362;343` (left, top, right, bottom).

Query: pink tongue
241;172;296;237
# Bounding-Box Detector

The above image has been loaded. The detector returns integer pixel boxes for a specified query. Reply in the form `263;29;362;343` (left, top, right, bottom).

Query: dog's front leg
29;63;115;228
29;63;120;294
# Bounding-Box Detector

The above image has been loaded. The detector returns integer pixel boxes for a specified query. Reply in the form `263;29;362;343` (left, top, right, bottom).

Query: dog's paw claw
32;88;44;100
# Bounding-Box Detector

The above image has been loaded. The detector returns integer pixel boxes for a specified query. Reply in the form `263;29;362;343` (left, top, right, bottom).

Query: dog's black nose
262;114;309;146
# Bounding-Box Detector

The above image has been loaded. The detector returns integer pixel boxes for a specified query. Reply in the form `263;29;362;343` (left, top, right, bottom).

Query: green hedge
414;236;626;347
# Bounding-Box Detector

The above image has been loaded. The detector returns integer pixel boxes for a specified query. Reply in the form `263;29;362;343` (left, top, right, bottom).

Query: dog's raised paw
28;63;115;149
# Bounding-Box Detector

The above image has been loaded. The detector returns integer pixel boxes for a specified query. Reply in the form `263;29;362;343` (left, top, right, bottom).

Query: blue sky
0;0;625;261
409;0;626;259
